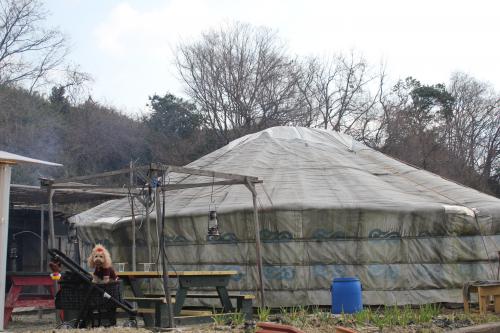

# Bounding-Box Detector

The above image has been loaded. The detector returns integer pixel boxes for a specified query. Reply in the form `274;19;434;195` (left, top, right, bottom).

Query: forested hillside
0;87;215;184
0;1;498;197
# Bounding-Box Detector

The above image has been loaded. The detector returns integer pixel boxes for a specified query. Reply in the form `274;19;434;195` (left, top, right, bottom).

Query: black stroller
48;248;137;328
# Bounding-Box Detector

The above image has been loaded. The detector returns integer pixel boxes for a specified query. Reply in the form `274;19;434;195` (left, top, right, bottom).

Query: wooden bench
123;296;173;327
4;273;55;329
123;296;236;327
118;270;244;327
152;292;254;320
125;292;254;327
183;292;254;320
464;283;500;314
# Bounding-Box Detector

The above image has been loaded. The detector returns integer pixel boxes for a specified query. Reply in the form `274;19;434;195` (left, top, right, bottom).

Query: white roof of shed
0;150;62;166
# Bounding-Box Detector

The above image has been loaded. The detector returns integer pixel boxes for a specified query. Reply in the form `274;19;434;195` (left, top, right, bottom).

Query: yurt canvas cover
71;127;500;306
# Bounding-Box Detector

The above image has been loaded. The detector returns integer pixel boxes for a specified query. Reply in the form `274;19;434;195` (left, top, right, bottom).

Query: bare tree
52;64;93;105
0;0;67;90
296;52;381;139
176;22;302;142
447;73;500;189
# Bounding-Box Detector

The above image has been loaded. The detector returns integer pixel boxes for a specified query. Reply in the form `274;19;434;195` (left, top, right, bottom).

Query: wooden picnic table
4;272;55;329
117;270;238;325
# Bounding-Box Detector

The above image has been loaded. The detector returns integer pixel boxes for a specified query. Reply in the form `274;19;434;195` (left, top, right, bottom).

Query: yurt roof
70;126;500;227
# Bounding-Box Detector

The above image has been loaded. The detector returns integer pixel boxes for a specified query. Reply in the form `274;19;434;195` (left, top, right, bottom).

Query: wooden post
40;205;44;272
154;173;174;328
130;161;137;271
0;153;61;330
38;205;44;319
47;187;55;250
0;163;12;330
146;208;152;264
246;180;265;308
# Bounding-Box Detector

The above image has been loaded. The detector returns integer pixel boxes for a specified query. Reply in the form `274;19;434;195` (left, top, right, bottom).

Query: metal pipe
0;163;12;330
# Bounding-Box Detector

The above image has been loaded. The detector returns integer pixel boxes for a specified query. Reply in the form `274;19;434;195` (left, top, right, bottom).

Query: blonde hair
87;244;112;269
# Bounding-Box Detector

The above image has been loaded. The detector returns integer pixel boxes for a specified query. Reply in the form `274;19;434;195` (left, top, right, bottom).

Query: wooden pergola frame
40;162;265;327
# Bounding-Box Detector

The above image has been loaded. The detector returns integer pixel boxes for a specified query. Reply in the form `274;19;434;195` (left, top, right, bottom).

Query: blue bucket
331;277;363;314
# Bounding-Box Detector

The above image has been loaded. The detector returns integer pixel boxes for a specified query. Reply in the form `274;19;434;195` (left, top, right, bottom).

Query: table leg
4;285;22;328
479;296;488;315
216;286;234;313
494;296;500;313
174;287;188;316
127;277;155;327
47;284;55;297
464;298;470;313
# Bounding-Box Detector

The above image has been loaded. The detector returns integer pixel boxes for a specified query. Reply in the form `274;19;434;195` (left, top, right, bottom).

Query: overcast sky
45;0;500;115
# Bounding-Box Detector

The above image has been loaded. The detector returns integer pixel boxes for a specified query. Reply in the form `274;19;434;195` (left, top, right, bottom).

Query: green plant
230;311;245;326
313;307;332;324
257;306;271;322
288;306;302;322
211;307;226;326
417;303;440;323
321;310;333;323
212;313;227;326
278;306;305;326
353;307;372;325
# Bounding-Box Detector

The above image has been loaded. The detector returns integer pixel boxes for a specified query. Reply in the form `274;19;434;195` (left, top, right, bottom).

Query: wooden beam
53;165;150;183
50;185;139;195
150;163;259;182
52;180;262;194
245;180;265;308
160;179;253;191
52;164;260;188
51;184;99;189
155;180;175;328
130;161;137;272
51;188;130;197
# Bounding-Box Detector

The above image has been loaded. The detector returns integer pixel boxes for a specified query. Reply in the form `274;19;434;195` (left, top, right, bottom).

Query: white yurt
71;126;500;306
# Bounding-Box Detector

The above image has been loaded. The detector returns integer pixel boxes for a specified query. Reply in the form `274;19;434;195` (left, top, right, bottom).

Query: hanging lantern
207;203;220;237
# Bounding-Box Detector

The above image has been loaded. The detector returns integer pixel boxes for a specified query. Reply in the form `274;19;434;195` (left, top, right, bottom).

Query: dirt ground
5;309;500;333
5;313;340;333
5;312;335;333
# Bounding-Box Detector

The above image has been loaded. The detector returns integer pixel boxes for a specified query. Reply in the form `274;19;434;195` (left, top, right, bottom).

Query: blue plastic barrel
331;277;363;314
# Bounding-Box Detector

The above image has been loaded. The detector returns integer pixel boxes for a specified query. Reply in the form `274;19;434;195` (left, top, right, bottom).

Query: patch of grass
416;303;440;323
278;306;309;328
211;308;226;326
343;304;443;329
229;311;245;326
257;306;271;322
288;306;303;322
353;306;372;325
312;307;332;324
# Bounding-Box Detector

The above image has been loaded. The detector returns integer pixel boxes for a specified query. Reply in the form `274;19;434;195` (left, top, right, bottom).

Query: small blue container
331;277;363;314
